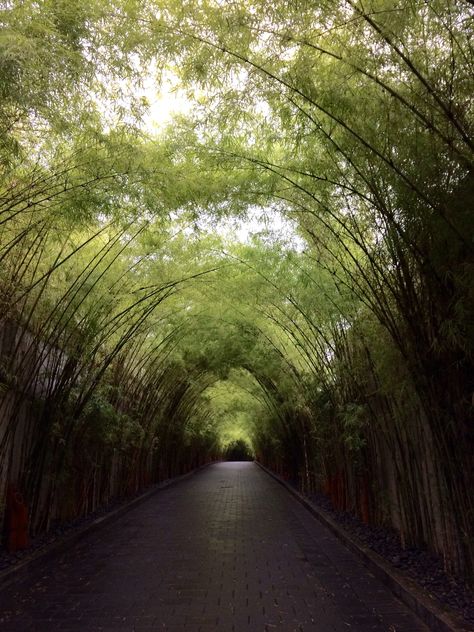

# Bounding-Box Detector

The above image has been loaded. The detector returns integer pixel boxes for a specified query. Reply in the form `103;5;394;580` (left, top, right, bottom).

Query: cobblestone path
0;462;428;632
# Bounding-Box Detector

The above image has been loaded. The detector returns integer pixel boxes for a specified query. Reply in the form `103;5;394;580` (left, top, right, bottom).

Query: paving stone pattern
0;462;429;632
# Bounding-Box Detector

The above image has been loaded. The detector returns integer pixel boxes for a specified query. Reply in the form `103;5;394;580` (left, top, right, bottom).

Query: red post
5;484;30;552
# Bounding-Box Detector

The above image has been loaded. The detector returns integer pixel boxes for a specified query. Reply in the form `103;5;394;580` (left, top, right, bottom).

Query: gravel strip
308;491;474;626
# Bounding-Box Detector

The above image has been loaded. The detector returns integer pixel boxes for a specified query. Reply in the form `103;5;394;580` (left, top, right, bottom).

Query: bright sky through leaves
0;0;472;584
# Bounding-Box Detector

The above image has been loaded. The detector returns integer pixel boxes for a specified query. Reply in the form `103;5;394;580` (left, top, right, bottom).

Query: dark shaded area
309;491;474;625
0;484;155;573
0;463;427;632
223;439;253;461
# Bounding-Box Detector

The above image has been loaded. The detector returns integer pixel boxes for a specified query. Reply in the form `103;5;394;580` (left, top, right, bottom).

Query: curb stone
256;461;471;632
0;462;212;592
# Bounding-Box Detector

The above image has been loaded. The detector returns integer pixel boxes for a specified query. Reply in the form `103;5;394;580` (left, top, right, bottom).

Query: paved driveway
0;462;428;631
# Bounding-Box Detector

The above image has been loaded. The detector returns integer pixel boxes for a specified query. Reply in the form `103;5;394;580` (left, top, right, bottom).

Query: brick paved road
0;462;428;632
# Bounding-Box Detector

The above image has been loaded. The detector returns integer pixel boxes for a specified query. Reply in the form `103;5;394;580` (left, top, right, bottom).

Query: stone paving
0;462;428;632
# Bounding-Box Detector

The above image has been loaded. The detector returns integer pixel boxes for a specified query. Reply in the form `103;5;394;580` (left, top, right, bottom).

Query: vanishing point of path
0;463;428;632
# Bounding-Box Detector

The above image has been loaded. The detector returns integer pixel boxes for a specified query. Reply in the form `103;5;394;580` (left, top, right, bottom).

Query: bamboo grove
0;0;473;583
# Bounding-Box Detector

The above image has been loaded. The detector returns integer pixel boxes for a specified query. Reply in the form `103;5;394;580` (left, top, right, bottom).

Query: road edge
0;462;212;592
256;461;470;632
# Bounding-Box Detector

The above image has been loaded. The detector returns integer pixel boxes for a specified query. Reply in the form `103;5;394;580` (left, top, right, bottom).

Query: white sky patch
91;60;194;131
167;206;305;252
93;61;304;250
141;69;193;130
196;206;306;252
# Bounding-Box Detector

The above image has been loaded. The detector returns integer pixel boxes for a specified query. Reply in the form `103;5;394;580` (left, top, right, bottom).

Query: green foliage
0;0;473;581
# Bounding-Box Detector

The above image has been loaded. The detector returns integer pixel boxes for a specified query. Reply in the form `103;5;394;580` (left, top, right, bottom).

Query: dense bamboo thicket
0;0;473;584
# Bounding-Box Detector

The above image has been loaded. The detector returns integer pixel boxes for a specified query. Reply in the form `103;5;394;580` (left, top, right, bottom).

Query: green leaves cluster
0;0;473;581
